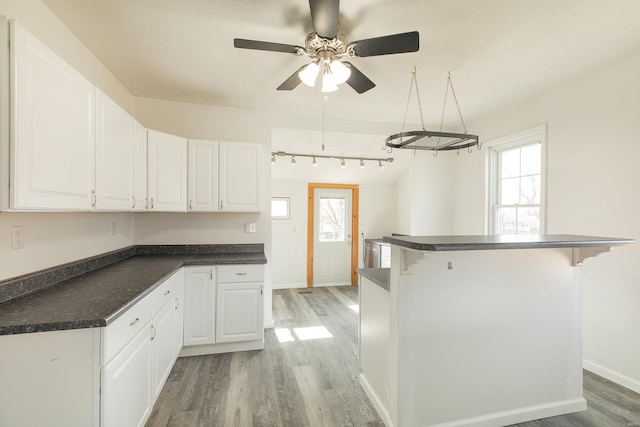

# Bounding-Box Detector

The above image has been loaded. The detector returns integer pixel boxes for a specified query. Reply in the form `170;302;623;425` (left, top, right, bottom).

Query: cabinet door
174;273;184;355
147;129;187;212
218;141;262;212
183;267;215;346
95;89;135;210
133;122;148;211
10;22;95;210
187;139;219;212
216;282;263;343
151;301;176;399
102;325;153;427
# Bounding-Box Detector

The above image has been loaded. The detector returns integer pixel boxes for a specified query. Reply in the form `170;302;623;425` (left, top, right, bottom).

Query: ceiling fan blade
234;38;300;54
349;31;419;57
309;0;340;39
343;62;375;94
277;65;307;91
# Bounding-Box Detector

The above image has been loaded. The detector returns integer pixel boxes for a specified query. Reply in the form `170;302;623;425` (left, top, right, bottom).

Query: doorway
307;183;359;287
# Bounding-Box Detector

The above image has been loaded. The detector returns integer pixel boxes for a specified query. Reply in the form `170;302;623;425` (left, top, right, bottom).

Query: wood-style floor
147;286;640;427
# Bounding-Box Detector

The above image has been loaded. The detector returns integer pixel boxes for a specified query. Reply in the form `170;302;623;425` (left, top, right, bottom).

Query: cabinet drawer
153;271;181;312
104;295;153;363
217;264;264;283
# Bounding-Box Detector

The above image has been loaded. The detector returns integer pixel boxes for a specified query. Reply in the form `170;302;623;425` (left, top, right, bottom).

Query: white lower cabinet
184;266;216;346
101;324;153;427
216;281;263;343
101;269;183;427
151;300;176;399
182;264;264;356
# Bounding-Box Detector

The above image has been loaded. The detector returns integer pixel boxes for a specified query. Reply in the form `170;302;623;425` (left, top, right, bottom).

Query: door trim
307;183;359;287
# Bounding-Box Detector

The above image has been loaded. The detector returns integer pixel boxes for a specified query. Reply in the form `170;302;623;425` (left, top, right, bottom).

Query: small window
487;126;545;235
271;197;290;219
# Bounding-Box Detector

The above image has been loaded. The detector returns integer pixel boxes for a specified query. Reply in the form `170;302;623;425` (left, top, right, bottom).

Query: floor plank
148;286;640;427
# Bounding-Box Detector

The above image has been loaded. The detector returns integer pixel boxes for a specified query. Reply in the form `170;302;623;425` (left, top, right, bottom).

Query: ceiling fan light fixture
321;70;339;92
299;62;320;87
329;60;351;85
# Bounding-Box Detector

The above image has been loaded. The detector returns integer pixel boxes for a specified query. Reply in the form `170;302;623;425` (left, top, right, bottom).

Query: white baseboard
179;339;264;357
360;369;586;427
584;359;640;394
359;373;393;427
430;398;586;427
272;282;353;290
272;282;308;290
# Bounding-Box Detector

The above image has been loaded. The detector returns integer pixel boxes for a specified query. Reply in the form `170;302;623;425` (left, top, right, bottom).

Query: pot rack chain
401;67;427;134
440;71;467;134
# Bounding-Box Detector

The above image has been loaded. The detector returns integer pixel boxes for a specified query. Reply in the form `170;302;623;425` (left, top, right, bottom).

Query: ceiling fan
233;0;419;94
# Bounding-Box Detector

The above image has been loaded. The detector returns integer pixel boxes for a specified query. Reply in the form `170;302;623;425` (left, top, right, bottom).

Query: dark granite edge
0;243;265;303
358;268;390;291
383;235;636;252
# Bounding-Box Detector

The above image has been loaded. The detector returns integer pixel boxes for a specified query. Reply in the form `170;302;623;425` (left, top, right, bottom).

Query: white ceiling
42;0;640;184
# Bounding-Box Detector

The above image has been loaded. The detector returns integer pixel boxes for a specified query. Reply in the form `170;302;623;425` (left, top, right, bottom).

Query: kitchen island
358;235;633;427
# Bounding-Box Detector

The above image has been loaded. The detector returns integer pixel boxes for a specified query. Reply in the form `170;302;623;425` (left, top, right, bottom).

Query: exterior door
312;188;353;285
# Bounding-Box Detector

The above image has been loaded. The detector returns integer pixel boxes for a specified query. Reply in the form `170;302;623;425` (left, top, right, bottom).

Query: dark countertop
383;234;635;251
0;249;266;336
358;268;390;291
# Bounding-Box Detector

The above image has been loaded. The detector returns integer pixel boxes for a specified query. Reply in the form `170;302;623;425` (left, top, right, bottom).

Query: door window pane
319;197;345;241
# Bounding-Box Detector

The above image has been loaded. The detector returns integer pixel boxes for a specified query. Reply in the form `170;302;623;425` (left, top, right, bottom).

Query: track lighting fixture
271;151;393;169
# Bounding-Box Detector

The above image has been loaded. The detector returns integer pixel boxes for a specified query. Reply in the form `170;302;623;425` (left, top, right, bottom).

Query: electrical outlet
11;226;24;249
245;222;257;233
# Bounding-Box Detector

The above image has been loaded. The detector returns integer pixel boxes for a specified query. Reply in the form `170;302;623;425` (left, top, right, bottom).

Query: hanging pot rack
385;69;480;153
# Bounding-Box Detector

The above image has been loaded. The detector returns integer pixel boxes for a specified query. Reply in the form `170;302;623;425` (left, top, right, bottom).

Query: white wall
394;153;456;236
0;0;136;281
271;180;397;288
452;49;640;392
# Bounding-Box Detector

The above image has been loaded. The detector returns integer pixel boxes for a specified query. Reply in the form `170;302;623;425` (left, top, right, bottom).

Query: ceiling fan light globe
299;63;320;87
330;60;351;85
321;73;339;92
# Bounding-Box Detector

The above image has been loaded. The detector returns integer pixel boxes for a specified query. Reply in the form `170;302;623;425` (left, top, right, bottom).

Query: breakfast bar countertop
383;234;635;251
0;246;267;336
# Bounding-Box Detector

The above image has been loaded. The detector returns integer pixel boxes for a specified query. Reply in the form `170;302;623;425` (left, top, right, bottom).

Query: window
271;197;290;219
318;196;346;242
488;126;545;235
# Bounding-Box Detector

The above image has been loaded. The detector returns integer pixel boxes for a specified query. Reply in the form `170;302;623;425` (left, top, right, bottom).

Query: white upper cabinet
147;129;187;212
219;141;262;212
187;139;219;212
10;21;95;210
133;122;148;212
95;89;135;211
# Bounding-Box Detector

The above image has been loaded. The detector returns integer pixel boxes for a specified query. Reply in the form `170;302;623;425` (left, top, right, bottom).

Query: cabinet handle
210;269;213;280
91;190;96;208
175;297;179;310
220;200;223;210
151;324;156;341
189;200;192;211
164;290;171;296
144;197;148;210
235;272;247;276
132;196;136;208
150;198;154;210
129;317;140;327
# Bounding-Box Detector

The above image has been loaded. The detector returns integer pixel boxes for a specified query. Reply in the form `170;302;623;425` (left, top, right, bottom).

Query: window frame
271;197;291;220
485;125;547;235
